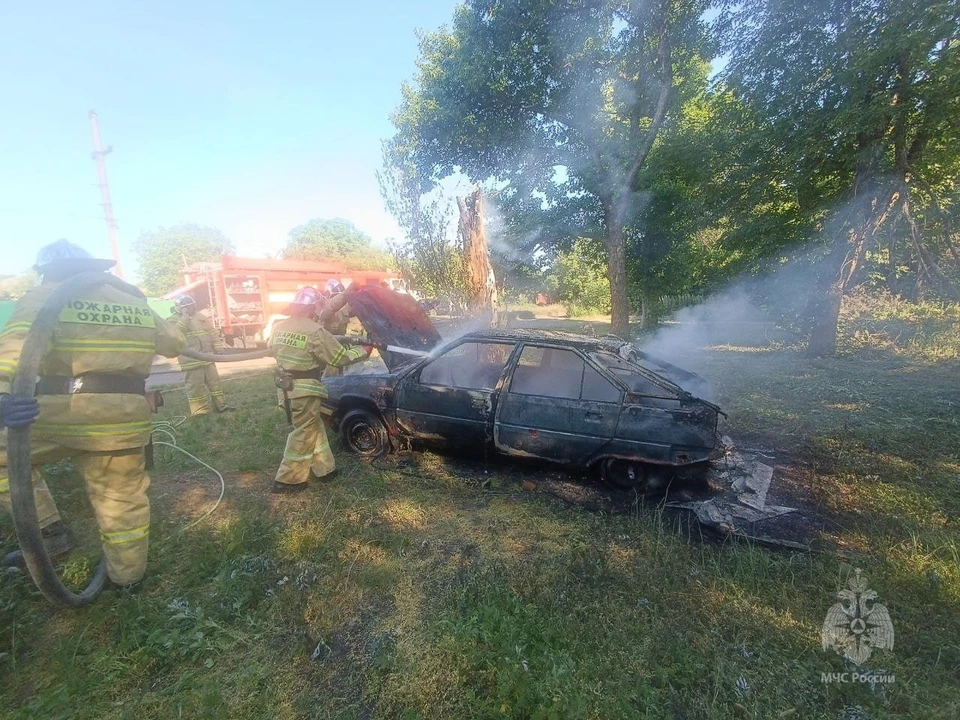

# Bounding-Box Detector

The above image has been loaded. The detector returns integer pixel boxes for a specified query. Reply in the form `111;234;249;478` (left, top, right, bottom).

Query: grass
838;289;960;362
1;322;959;718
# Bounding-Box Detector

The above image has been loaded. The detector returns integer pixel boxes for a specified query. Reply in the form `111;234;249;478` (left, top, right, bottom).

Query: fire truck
164;255;406;346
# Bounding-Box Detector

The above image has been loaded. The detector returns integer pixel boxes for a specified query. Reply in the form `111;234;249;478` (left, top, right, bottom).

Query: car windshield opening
589;353;678;398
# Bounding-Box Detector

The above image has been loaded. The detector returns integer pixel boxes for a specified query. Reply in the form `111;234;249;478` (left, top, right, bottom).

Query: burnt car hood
347;287;442;369
323;371;399;399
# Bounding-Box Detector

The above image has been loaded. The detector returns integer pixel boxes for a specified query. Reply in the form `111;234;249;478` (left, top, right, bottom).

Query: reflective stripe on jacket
0;279;185;451
269;315;366;399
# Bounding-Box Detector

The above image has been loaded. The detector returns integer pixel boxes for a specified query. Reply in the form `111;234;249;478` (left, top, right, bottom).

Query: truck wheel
602;459;648;491
339;409;389;458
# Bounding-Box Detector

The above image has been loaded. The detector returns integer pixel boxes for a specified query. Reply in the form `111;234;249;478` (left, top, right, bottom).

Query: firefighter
321;280;351;336
269;287;370;493
321;280;354;380
0;240;185;587
168;296;234;416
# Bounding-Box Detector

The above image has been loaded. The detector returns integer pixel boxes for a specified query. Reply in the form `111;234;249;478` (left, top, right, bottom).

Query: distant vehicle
163;256;403;346
418;297;465;316
322;320;723;490
385;278;424;301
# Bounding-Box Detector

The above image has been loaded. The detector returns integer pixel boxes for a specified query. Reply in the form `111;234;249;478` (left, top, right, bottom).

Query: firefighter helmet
34;239;115;276
324;279;345;296
292;286;324;306
174;295;197;312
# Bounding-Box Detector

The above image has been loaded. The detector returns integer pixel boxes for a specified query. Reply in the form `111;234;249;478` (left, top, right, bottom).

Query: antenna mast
88;110;123;278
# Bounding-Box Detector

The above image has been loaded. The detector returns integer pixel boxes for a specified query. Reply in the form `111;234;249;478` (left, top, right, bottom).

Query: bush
545;238;611;316
838;288;960;361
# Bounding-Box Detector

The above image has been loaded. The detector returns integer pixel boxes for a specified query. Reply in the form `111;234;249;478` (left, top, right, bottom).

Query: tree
391;0;712;337
0;273;38;300
546;238;611;315
283;218;393;270
133;224;234;296
457;189;498;322
377;144;467;302
718;0;960;354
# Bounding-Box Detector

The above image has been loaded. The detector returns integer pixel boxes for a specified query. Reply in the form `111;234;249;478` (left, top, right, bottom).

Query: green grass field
1;310;958;719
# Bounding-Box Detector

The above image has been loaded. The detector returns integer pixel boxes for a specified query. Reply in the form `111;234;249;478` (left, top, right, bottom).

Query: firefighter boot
271;481;309;495
2;521;76;568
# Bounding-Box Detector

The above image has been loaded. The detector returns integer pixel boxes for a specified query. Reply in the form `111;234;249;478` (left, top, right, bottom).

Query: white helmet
34;239;114;275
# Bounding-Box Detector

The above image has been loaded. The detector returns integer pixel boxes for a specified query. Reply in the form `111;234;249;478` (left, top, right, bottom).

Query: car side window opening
510;346;620;402
418;342;512;390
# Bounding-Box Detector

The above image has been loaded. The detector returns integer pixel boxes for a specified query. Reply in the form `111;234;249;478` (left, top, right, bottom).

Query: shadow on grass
2;351;959;718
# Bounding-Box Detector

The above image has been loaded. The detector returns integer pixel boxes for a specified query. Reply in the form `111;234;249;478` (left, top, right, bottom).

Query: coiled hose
8;272;129;607
10;282;273;607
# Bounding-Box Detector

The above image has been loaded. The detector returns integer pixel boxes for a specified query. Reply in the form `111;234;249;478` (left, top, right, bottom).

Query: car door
494;344;622;465
395;340;516;449
589;352;717;463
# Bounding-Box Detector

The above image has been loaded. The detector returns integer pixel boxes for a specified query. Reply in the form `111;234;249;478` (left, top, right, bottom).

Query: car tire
339;408;389;458
602;458;648;491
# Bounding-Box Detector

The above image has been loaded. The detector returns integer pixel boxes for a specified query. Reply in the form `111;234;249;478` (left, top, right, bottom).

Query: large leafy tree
377;145;466;301
133;224;234;296
391;0;711;336
718;0;960;354
283;218;393;270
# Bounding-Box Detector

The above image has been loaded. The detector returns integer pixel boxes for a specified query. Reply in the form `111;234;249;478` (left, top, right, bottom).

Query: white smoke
638;286;779;373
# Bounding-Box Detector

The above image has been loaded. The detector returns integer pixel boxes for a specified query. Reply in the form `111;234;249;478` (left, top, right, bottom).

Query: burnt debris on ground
371;437;839;554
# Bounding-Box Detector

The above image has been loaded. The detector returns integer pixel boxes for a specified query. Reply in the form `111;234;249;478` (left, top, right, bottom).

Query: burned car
323;290;722;490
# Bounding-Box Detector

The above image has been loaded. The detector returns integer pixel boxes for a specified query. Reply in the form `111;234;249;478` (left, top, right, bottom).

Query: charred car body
322;290;722;490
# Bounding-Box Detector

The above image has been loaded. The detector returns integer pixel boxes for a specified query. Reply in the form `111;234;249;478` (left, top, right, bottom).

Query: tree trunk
807;284;844;356
457;189;497;326
605;220;631;338
807;183;904;355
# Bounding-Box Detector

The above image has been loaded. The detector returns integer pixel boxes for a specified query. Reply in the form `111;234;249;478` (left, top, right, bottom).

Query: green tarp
0;300;13;332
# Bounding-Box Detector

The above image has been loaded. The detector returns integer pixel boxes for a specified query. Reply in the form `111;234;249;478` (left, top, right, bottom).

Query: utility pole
88;110;123;278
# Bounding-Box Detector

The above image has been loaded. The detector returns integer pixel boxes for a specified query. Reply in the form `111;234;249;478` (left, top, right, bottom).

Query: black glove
0;395;40;429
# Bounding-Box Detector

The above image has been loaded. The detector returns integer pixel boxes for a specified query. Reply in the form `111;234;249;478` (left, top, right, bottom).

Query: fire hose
178;348;274;362
9;293;390;606
333;336;430;358
8;276;273;608
7;271;128;607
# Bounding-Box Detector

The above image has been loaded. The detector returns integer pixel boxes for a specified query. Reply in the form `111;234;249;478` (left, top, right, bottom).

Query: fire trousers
274;396;335;486
0;439;151;586
185;364;227;416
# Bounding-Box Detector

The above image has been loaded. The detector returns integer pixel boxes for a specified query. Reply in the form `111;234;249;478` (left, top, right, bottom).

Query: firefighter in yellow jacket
320;280;354;380
0;240;185;587
168;296;234;416
269;287;370;493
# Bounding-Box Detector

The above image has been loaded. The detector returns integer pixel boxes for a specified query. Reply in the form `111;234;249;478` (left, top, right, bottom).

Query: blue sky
0;1;458;278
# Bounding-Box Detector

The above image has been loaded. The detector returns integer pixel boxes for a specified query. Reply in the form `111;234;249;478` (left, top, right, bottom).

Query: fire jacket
0;280;185;451
322;300;352;337
169;311;223;371
269;315;367;399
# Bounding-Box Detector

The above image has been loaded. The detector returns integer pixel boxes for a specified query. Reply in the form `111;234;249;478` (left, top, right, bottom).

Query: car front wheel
339;408;389;458
602;458;648;491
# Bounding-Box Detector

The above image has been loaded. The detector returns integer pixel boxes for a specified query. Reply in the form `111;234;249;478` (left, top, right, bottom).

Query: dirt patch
150;465;272;528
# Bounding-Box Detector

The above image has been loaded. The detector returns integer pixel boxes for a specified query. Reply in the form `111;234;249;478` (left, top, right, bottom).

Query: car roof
459;329;627;354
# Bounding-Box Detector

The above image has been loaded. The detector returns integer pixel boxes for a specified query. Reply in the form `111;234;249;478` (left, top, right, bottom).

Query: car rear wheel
339;409;389;458
602;458;648;491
